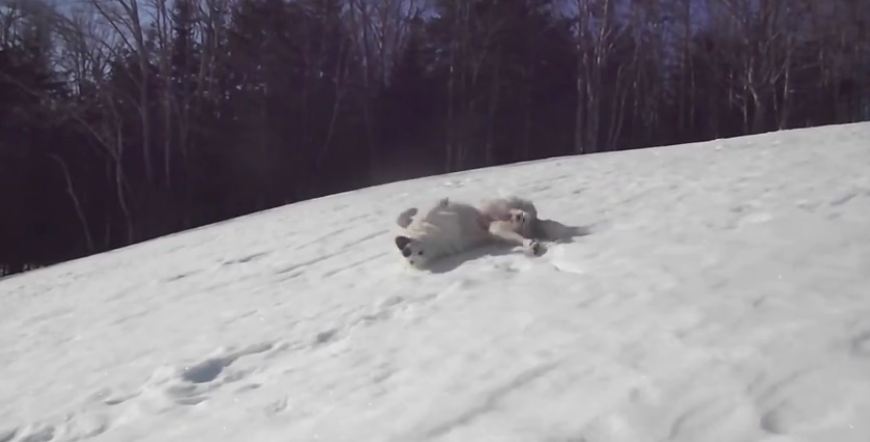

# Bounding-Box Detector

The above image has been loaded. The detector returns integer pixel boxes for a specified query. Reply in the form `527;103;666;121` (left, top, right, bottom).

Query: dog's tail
396;207;418;228
534;219;592;242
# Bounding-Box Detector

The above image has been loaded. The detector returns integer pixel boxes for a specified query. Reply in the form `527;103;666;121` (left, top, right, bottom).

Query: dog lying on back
393;196;544;269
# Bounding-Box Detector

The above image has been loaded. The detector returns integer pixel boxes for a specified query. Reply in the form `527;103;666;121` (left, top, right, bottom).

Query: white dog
393;196;544;269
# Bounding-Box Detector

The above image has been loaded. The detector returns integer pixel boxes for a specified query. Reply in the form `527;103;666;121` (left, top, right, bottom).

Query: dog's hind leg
420;197;451;219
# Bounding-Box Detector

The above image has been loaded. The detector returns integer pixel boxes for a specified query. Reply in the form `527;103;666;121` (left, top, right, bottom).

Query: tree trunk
778;53;791;129
750;86;766;133
155;0;172;190
318;38;350;169
485;51;500;165
521;65;532;161
49;154;95;253
585;67;599;152
114;125;135;244
128;0;154;185
446;36;456;171
573;44;586;154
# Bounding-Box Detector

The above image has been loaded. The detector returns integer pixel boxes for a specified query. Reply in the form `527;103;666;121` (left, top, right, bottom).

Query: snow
2;122;870;442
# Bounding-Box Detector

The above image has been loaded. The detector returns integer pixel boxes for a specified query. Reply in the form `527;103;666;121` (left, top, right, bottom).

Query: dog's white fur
394;196;542;269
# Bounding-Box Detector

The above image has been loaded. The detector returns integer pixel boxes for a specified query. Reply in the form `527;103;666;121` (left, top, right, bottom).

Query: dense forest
1;0;868;276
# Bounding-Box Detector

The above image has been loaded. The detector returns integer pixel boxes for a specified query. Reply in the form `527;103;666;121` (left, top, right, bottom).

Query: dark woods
1;0;868;276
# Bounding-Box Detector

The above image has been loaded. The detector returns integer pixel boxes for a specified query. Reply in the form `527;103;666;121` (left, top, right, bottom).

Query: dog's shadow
426;220;596;274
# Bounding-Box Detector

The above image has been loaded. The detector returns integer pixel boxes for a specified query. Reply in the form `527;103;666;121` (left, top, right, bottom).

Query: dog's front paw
396;207;419;228
523;239;544;256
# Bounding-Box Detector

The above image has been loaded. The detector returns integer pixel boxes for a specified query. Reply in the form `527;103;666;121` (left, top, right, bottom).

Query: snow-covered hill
2;123;870;442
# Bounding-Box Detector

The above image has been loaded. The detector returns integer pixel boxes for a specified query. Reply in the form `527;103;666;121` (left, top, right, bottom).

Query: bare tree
317;23;353;169
573;0;620;153
344;0;421;88
53;6;137;244
89;0;155;183
49;154;95;252
712;0;799;133
345;0;421;170
151;0;174;189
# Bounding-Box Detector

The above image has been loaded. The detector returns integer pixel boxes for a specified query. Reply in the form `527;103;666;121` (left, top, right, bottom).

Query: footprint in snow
264;397;289;416
10;424;53;442
361;296;406;323
829;191;859;207
114;342;278;409
182;356;236;384
0;428;16;442
313;328;340;346
729;209;773;228
851;330;870;357
180;342;273;384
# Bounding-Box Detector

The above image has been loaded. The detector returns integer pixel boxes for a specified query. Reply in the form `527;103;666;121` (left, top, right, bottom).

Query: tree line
1;0;868;276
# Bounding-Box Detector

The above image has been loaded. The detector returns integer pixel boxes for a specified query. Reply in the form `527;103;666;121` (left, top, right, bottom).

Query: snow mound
2;122;870;442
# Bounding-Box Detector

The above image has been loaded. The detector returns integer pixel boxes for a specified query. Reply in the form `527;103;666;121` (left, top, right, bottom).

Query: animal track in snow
360;296;405;322
311;298;408;347
181;342;273;384
12;424;53;442
734;211;774;227
0;428;16;442
547;246;586;276
830;191;859;207
222;252;270;266
65;413;110;440
313;329;339;346
850;330;870;357
759;408;786;434
235;382;261;393
163;270;202;282
112;342;279;411
320;252;389;278
264;396;289;416
667;397;733;440
182;356;236;384
102;389;140;406
419;362;560;439
749;369;810;406
306;293;444;351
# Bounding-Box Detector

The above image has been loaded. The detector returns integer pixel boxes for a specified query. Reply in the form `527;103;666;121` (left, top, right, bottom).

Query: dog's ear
395;236;412;251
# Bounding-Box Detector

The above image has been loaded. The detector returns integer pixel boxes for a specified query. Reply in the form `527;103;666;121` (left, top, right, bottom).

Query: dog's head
395;235;433;269
509;208;536;238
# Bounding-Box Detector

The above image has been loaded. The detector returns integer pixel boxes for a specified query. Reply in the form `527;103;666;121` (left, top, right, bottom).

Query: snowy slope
2;122;870;442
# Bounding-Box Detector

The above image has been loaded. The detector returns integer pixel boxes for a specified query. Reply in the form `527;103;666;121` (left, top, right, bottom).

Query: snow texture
2;122;870;442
